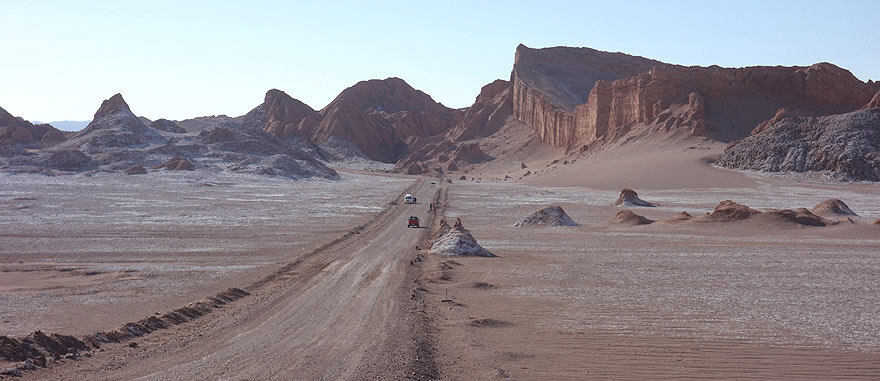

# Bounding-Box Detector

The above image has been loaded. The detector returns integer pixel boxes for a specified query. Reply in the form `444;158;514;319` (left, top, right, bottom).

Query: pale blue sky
1;0;878;122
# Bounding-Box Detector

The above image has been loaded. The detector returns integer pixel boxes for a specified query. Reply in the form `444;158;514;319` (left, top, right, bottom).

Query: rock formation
430;218;494;257
150;119;186;133
811;199;857;217
718;109;880;181
867;90;880;109
613;189;656;207
314;77;456;163
514;206;579;227
393;79;512;175
0;106;68;149
610;210;655;225
261;89;321;139
124;164;147;175
153;157;194;171
510;45;877;150
695;200;833;226
59;94;166;152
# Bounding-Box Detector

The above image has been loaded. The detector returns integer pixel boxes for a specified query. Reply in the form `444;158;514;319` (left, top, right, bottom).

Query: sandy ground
422;140;880;379
4;135;880;379
0;170;412;337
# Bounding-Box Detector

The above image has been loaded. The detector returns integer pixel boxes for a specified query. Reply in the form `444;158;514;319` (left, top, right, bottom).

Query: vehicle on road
407;216;420;228
404;194;417;204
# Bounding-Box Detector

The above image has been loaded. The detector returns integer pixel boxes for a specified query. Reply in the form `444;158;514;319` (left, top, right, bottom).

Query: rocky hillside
313;77;456;163
1;94;338;179
718;108;880;181
394;79;512;175
0;106;68;151
511;45;877;149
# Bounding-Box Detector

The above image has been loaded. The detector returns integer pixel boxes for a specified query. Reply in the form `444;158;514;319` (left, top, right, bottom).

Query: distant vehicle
404;194;417;204
407;216;420;228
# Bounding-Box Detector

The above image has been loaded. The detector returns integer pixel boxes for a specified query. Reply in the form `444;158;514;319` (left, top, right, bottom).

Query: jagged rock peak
94;93;133;119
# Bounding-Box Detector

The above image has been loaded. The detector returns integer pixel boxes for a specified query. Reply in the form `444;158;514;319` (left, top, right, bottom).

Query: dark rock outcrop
42;150;93;171
150;119;186;133
718;109;880;181
59;94;166;151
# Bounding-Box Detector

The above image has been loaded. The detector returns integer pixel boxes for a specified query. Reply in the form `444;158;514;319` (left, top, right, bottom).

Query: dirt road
34;179;439;380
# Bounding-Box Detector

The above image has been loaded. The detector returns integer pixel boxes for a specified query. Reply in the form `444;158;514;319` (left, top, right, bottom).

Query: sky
1;0;878;124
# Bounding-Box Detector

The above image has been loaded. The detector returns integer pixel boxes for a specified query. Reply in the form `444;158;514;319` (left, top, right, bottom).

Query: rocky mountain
0;106;68;150
58;93;167;152
261;89;321;139
718;108;880;181
313;77;457;163
1;94;338;179
394;79;512;174
511;45;877;150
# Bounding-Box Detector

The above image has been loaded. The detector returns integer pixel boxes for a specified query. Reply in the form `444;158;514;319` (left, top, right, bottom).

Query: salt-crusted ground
0;171;412;337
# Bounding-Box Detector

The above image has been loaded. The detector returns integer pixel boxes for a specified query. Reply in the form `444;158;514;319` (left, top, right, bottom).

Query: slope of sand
424;143;880;378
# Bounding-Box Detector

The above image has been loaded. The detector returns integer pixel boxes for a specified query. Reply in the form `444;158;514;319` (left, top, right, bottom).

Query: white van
404;194;416;204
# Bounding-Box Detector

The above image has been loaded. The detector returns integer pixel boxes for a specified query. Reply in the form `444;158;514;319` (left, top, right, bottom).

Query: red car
407;216;420;228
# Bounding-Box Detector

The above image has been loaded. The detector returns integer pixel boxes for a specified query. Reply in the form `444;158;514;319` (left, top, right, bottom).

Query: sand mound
430;218;494;257
610;210;654;225
613;189;656;207
698;200;760;222
662;211;693;223
811;199;857;217
755;208;834;227
696;200;834;226
153;156;194;171
514;206;579;227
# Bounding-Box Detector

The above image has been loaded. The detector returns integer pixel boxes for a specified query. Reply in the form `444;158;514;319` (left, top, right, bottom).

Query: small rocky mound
610;210;654;225
613;189;656;207
42;150;93;171
430;218;494;257
514;206;579;227
150;119;186;133
696;200;834;226
874;219;880;225
811;198;857;217
153;157;194;171
459;175;467;180
124;164;147;175
698;200;761;222
756;208;834;227
666;211;693;222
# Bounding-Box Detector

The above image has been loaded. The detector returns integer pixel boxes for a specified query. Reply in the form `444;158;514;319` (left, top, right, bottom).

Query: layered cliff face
718;108;880;181
314;77;456;163
511;45;667;146
574;63;875;144
0;106;68;149
511;45;877;149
